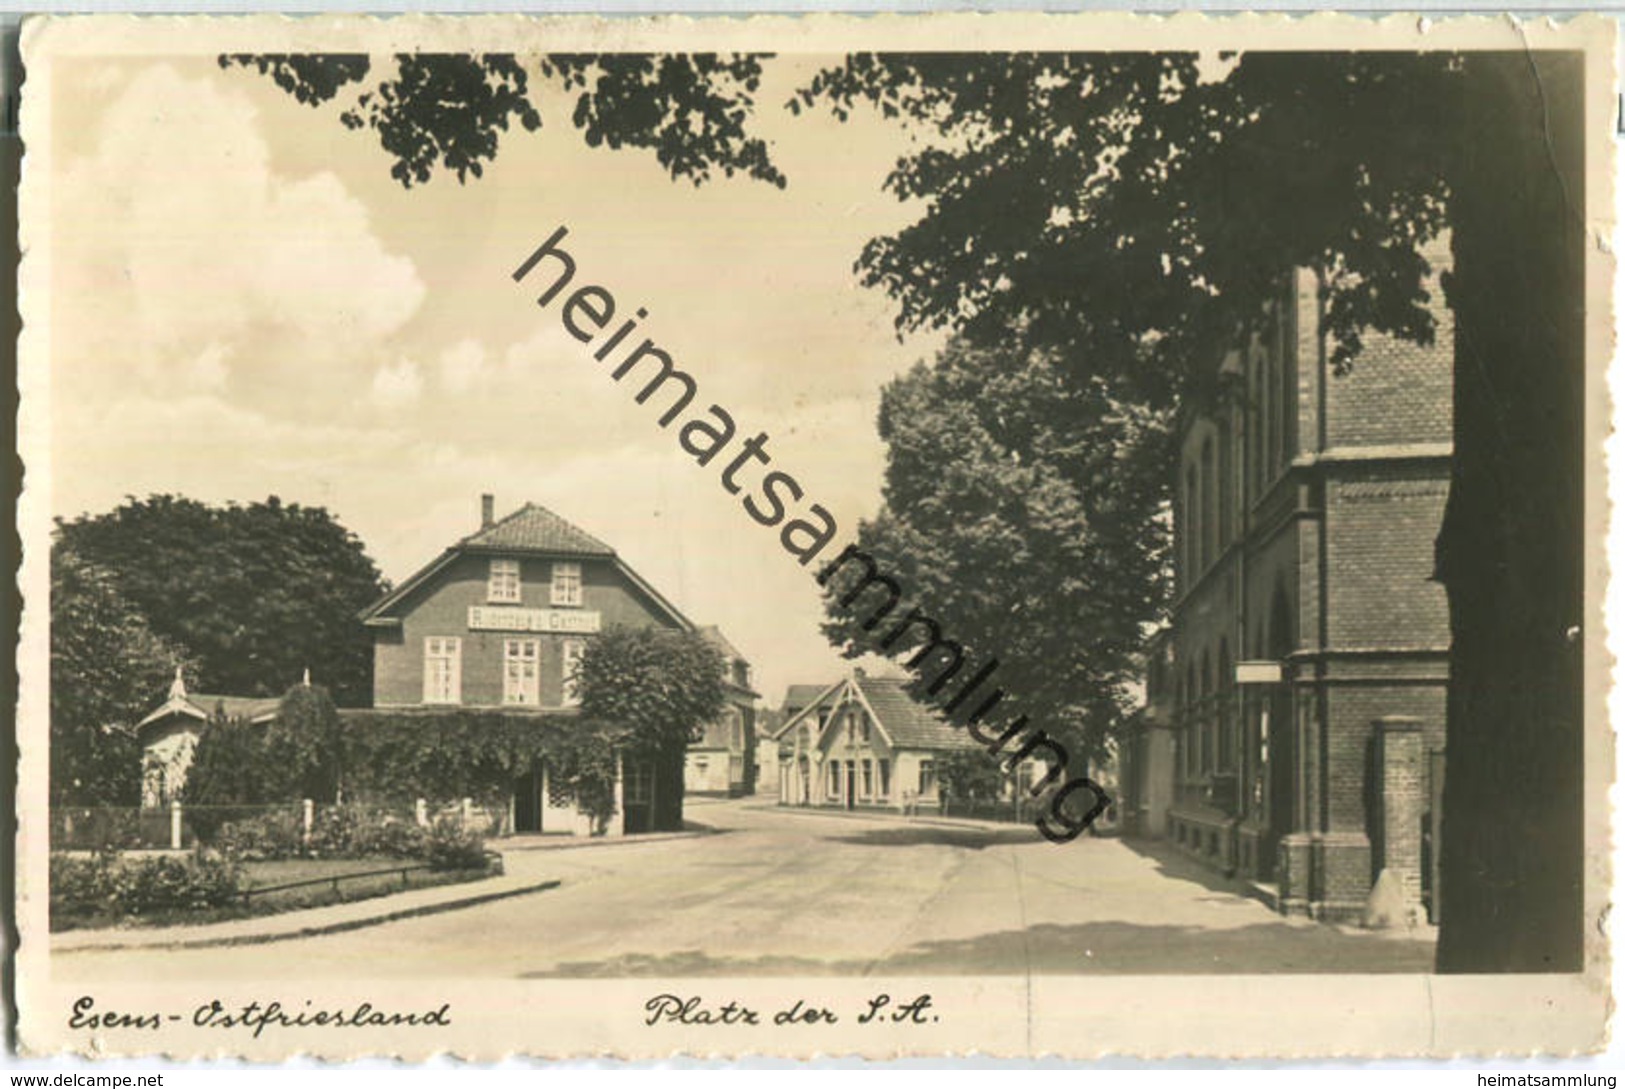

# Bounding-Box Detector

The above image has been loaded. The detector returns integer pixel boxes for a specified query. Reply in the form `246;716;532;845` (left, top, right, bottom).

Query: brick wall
1323;239;1454;451
373;553;684;707
1324;469;1451;649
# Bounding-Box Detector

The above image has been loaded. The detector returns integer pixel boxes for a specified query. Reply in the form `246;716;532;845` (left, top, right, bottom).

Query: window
625;759;653;805
861;759;874;799
423;637;461;704
488;558;521;603
859;713;871;743
504;638;540;705
1202;436;1217;567
878;758;891;799
919;759;937;797
1218;640;1234;772
1184;463;1199;584
550;562;582;607
828;761;841;796
561;638;586;707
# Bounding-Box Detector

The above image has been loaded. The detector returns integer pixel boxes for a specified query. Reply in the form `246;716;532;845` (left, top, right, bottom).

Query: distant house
771;671;980;811
137;668;279;808
753;706;786;796
684;626;760;797
353;495;725;835
754;684;828;799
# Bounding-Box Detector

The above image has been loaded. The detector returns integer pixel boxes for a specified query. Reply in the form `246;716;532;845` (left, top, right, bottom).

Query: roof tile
460;503;616;557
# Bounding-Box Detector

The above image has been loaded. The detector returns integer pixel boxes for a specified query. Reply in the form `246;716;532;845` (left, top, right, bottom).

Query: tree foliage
49;545;190;806
576;625;727;756
935;749;1007;805
263;683;344;804
576;625;727;830
183;708;266;808
821;336;1172;764
796;53;1454;388
223;52;786;190
55;495;387;708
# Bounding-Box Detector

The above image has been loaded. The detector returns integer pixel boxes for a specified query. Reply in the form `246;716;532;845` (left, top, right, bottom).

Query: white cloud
371;358;424;408
53;64;425;419
438;339;486;393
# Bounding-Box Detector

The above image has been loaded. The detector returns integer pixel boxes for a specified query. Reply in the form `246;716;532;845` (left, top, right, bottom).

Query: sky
46;53;945;703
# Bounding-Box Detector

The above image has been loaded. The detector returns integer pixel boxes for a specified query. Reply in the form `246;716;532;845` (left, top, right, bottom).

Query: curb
53;878;562;955
743;802;1044;837
496;827;716;853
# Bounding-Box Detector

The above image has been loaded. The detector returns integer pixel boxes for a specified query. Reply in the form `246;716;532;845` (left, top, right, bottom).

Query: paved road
56;800;1435;980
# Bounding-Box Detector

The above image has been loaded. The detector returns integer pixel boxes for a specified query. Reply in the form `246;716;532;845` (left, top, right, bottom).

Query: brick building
357;495;753;835
1124;252;1453;923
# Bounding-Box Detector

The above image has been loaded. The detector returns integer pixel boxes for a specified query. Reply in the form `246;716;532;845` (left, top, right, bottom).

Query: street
56;800;1436;980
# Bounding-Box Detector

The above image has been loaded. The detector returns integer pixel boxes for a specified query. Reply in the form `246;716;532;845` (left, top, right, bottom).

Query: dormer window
551;562;582;607
488;558;521;603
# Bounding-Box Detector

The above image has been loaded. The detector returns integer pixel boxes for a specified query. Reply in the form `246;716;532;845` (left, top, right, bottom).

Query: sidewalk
744;799;1048;836
52;827;717;954
52;852;568;955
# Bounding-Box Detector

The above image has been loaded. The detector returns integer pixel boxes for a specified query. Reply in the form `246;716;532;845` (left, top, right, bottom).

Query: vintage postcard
13;12;1616;1061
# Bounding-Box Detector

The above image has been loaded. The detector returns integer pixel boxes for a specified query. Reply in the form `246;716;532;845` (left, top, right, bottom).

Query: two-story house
355;495;728;835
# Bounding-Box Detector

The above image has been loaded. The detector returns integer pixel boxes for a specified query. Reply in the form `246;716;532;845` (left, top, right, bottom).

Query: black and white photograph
13;12;1614;1060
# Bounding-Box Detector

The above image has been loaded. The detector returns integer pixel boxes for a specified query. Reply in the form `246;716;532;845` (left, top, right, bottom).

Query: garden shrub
422;817;487;872
214;810;304;860
111;852;243;914
50;850;244;921
49;851;118;920
307;806;428;859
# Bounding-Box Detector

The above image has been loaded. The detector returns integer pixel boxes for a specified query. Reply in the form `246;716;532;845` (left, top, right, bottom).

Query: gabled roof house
771;670;979;812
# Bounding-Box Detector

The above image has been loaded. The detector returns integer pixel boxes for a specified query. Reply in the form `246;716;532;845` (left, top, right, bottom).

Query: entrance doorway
845;759;856;809
622;756;654;835
513;767;541;833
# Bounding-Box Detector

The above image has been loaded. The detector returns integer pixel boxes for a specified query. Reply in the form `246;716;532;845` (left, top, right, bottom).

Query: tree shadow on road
825;826;1042;850
522;917;1436;978
1116;836;1276;900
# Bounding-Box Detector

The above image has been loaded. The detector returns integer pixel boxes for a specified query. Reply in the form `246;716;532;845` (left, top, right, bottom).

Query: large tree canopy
820;335;1172;768
55;495;388;707
222;52;786;189
236;45;1590;972
49;546;191;806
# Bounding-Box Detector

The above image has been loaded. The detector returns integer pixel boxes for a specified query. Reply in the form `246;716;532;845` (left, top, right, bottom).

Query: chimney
481;493;495;529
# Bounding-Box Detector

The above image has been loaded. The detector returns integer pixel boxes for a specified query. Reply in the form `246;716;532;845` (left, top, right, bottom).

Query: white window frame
423;637;462;705
488;558;521;604
919;759;937;797
560;638;586;707
504;638;540;705
550;562;583;607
